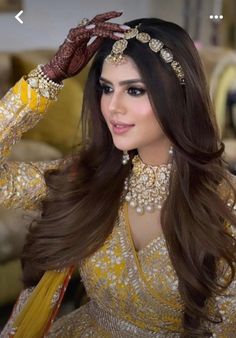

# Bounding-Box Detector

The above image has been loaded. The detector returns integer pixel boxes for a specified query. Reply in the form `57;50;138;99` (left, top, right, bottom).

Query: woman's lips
112;124;134;134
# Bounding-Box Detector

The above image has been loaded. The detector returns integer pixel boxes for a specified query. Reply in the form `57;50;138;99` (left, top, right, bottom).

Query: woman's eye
99;84;146;96
127;87;146;96
100;84;112;94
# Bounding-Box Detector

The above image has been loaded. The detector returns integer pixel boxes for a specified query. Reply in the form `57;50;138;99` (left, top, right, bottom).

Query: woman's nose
108;92;125;114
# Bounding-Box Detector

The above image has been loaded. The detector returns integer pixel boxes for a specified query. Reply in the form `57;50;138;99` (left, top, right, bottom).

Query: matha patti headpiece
105;24;185;85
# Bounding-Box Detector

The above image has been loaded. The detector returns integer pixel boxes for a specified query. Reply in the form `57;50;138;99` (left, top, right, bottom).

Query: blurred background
0;0;236;328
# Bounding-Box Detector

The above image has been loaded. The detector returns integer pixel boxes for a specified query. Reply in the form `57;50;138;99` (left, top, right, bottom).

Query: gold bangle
25;65;64;101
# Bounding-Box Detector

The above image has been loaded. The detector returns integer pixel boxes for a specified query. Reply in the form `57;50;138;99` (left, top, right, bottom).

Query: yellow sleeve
0;77;63;210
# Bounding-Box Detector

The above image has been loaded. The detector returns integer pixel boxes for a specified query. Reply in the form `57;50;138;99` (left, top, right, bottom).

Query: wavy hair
22;18;236;337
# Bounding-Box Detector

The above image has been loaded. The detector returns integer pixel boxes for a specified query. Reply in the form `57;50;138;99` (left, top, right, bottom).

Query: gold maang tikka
105;25;185;85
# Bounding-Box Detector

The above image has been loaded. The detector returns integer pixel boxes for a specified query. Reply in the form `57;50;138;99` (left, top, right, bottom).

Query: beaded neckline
123;200;166;256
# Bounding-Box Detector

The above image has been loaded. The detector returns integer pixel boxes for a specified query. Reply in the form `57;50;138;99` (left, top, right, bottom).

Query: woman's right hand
42;11;129;83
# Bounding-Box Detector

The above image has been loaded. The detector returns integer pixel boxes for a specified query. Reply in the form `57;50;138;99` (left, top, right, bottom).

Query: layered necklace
124;154;172;215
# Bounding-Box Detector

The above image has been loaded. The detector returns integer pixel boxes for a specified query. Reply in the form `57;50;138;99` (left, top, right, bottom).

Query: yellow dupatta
10;267;75;338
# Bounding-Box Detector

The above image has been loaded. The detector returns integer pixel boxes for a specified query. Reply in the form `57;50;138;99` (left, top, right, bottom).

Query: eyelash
100;84;146;97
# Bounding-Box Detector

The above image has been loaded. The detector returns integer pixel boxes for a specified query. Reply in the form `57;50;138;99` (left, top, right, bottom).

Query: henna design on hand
42;11;128;83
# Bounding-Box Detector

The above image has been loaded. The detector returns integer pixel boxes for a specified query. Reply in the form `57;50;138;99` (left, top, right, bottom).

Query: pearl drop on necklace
124;154;172;215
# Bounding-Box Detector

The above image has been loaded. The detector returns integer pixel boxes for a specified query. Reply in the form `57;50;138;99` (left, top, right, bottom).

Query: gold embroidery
49;200;236;337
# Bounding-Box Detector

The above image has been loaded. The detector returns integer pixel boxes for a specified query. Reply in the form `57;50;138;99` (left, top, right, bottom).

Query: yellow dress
1;77;236;337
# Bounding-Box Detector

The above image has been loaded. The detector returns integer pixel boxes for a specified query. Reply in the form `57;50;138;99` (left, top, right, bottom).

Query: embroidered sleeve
0;77;63;211
0;287;35;337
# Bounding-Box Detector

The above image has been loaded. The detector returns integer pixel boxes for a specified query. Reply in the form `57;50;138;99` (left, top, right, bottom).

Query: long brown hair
22;18;236;337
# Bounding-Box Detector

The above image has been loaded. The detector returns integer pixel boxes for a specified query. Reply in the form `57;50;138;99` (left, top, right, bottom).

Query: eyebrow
99;77;144;86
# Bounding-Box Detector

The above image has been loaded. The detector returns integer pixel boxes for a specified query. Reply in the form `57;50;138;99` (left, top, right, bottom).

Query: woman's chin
113;144;135;152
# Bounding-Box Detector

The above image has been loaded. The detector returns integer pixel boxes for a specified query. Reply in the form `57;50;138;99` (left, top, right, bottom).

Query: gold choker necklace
124;155;172;215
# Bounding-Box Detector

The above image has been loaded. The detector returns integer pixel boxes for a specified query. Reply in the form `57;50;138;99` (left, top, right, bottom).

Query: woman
1;10;236;338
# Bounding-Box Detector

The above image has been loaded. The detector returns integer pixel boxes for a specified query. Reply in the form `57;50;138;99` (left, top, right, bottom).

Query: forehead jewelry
105;25;185;85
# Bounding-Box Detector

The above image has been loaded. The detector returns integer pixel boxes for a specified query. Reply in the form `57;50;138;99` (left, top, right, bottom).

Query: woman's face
100;56;171;164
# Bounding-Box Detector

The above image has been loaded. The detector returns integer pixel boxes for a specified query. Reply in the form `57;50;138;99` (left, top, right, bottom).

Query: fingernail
119;25;130;30
114;32;125;38
85;24;95;29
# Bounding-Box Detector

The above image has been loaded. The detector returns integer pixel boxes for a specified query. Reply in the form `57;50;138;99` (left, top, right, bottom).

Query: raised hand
42;11;129;83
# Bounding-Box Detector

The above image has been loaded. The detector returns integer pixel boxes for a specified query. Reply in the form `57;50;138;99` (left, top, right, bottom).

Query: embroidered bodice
77;201;185;336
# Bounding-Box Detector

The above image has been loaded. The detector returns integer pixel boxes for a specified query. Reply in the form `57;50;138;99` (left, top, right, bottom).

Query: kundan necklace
124;154;172;215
